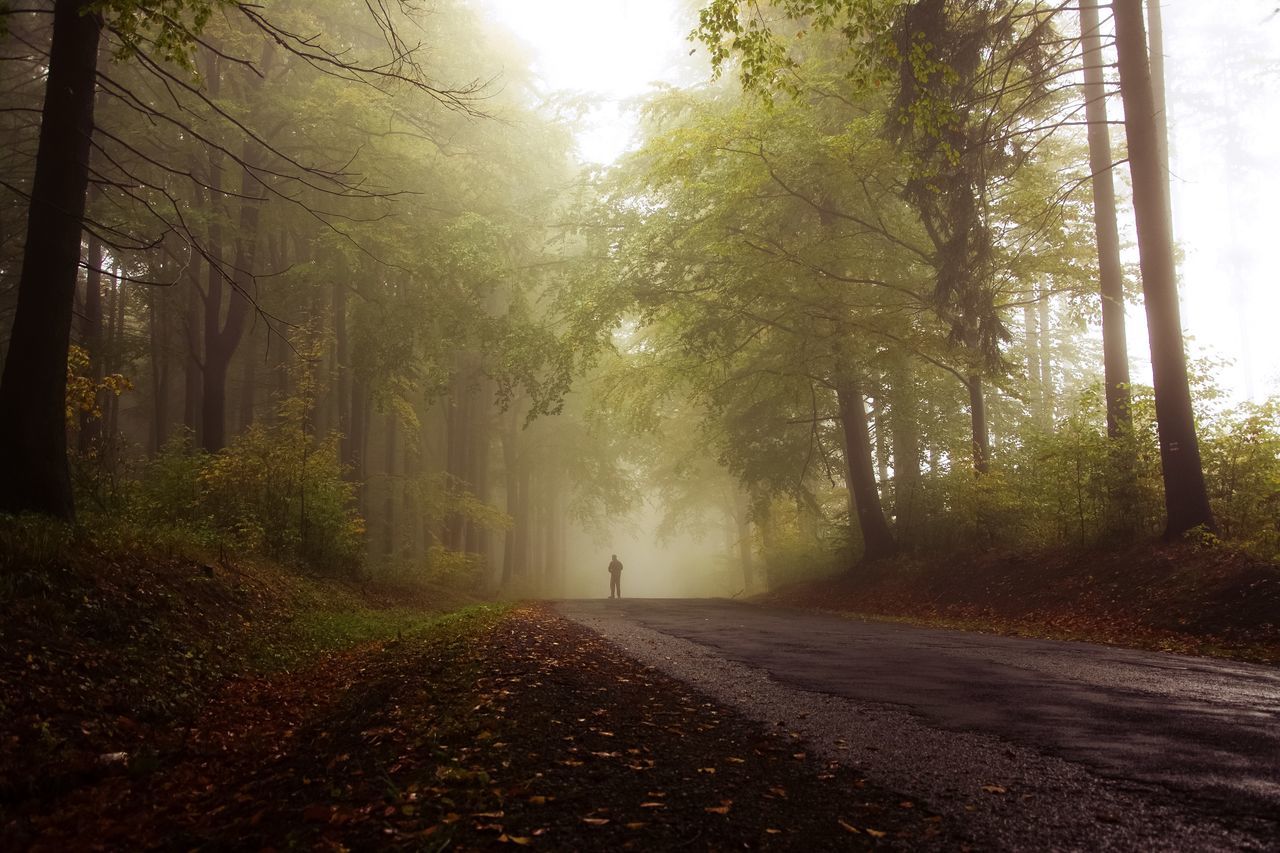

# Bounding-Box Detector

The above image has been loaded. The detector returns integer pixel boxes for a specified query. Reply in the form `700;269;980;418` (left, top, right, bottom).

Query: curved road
558;598;1280;851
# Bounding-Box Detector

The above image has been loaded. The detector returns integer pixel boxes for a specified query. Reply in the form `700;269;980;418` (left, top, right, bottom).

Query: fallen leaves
8;602;946;850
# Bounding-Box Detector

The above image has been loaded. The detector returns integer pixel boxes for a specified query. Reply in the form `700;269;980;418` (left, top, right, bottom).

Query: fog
2;0;1276;600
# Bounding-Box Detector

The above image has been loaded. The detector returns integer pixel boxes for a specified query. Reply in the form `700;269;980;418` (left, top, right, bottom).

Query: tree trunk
0;0;102;518
334;279;352;467
1037;291;1054;427
887;359;922;542
733;487;755;592
501;408;519;585
1113;0;1216;537
1080;0;1134;438
237;332;256;434
384;411;397;559
148;291;170;453
466;380;491;558
835;377;897;561
183;267;202;441
78;233;104;454
1023;303;1042;425
199;49;267;452
967;374;990;474
1147;0;1171;213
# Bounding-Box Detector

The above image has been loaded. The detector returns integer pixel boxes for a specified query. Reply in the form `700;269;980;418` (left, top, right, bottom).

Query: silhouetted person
607;553;623;599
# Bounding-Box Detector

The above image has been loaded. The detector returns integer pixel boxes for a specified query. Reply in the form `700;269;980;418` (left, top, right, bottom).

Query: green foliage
94;0;226;68
77;417;364;575
1200;399;1280;558
200;424;363;573
0;514;75;586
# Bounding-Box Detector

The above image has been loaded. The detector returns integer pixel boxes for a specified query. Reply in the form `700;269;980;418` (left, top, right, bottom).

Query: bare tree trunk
835;377;897;561
78;233;104;454
199;48;269;452
103;267;124;455
1023;303;1043;424
501;408;519;585
236;331;256;434
967;374;990;474
384;411;397;559
183;269;202;441
887;357;922;543
1081;0;1134;439
1113;0;1215;537
148;291;170;453
334;279;352;467
1147;0;1171;213
0;0;102;518
1037;291;1054;427
466;381;491;558
732;487;755;592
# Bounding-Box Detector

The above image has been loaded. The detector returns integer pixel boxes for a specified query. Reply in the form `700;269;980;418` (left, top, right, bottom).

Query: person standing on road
607;554;623;599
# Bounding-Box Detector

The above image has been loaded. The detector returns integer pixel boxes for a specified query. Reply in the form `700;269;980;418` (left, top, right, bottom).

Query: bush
77;424;365;576
1200;399;1280;560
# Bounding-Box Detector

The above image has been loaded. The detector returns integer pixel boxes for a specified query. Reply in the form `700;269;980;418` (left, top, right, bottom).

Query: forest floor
2;547;946;850
762;540;1280;665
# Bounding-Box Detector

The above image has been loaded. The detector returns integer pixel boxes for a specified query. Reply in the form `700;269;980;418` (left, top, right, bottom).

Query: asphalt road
557;598;1280;851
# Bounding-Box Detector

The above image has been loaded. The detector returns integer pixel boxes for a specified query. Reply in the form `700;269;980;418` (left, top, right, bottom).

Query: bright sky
483;0;1280;404
483;0;688;163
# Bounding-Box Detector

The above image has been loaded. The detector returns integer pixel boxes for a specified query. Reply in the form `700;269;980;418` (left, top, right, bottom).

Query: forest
2;1;1279;850
1;0;1278;593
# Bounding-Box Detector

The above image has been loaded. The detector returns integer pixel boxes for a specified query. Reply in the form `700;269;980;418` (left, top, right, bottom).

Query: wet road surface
558;598;1280;851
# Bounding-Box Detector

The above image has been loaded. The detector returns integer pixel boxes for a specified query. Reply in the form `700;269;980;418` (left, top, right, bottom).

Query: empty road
558;598;1280;851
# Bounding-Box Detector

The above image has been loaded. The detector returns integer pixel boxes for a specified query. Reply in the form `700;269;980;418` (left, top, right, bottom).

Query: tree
0;0;483;519
0;0;103;519
1079;0;1132;441
1112;0;1216;537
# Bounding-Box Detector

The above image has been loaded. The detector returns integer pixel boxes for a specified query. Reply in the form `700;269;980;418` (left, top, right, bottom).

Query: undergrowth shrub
888;383;1278;562
75;426;364;576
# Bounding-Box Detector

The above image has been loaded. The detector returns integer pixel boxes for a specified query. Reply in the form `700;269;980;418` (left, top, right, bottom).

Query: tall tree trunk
835;377;897;561
384;411;397;559
1037;291;1054;427
1113;0;1216;537
78;233;104;454
0;0;102;518
183;267;202;441
148;291;170;453
466;381;491;558
1146;0;1171;213
501;409;519;585
514;448;531;577
237;332;256;434
334;279;352;467
887;357;922;542
967;374;990;474
1081;0;1134;438
199;48;268;452
1023;302;1043;425
732;487;755;592
103;266;124;459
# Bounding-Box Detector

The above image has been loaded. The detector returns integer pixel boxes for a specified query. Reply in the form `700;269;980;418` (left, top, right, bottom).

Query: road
557;598;1280;851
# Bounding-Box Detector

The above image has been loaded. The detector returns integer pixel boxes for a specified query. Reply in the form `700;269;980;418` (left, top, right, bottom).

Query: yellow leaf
837;819;860;834
866;828;887;838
